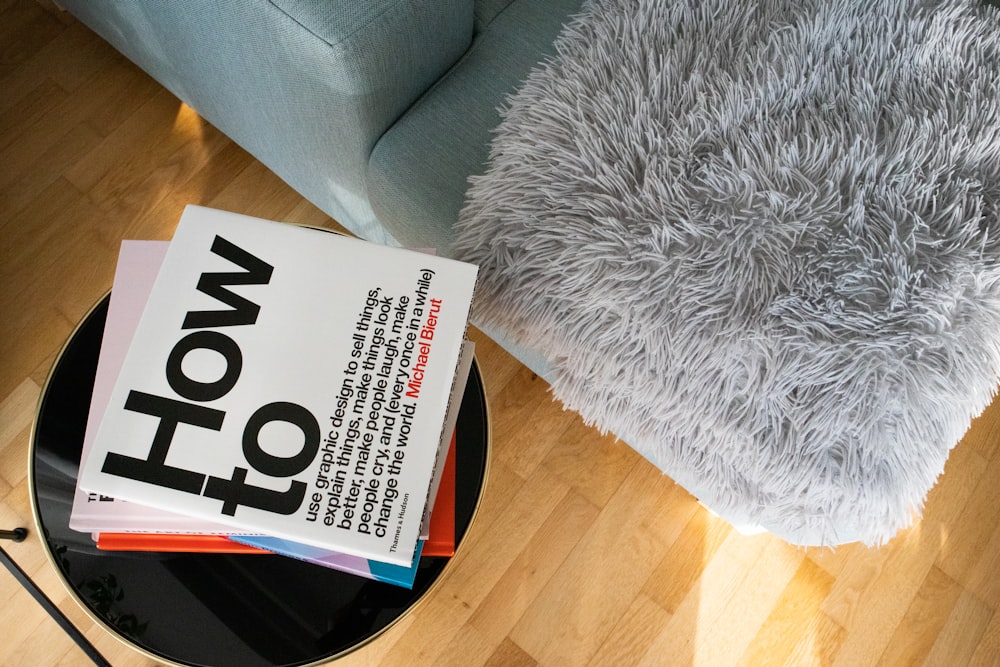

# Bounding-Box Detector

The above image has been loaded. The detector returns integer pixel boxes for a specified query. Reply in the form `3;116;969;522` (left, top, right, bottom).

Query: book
69;240;251;535
422;430;456;557
78;232;462;588
78;205;479;566
71;241;470;545
228;536;426;588
76;239;459;586
94;532;425;588
419;342;473;538
94;532;267;554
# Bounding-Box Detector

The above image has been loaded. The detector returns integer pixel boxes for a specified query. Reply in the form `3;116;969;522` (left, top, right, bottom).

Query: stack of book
70;205;479;589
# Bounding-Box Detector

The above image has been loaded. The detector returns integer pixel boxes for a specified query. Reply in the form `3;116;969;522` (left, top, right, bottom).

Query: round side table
30;294;489;667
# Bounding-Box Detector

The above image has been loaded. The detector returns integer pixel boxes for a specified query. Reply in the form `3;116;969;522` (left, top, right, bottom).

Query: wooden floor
3;2;1000;665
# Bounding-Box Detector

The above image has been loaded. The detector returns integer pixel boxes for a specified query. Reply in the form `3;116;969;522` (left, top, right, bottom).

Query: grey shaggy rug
453;0;1000;546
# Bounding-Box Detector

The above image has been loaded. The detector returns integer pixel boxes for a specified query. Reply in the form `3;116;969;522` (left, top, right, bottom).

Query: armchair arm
59;0;474;243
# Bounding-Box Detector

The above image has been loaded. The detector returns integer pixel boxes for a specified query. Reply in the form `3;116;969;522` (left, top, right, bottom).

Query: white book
71;240;472;538
78;205;479;566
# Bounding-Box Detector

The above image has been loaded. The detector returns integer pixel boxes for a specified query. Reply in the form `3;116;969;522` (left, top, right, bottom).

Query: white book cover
78;205;479;565
71;241;470;537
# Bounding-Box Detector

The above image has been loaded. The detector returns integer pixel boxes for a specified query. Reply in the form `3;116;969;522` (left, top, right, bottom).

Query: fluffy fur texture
453;0;1000;545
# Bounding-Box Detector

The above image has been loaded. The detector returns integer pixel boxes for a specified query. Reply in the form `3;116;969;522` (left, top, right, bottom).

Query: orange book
422;431;456;557
95;533;267;554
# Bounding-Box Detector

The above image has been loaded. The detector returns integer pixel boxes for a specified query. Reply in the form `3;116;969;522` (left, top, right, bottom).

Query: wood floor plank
635;530;777;666
24;20;118;93
433;624;505;667
780;612;847;667
0;378;39;455
923;590;994;667
510;463;688;665
737;557;840;667
0;21;111;116
968;609;1000;667
0;424;31;494
0;76;66;152
0;0;63;80
376;465;572;666
205;157;316;223
463;328;526;403
82;62;163;139
484;638;537;667
876;566;964;666
587;594;672;667
0;55;146;192
935;452;1000;587
0;588;55;667
541;417;642;509
467;489;598;648
691;539;805;666
64;89;218;209
0;175;88;274
916;431;992;539
961;516;1000;609
2;601;97;667
487;364;576;479
0;182;115;399
824;527;942;667
650;533;804;667
0;122;103;218
643;507;733;614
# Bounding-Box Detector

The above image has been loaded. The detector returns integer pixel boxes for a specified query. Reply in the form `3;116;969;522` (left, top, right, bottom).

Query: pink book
69;241;252;534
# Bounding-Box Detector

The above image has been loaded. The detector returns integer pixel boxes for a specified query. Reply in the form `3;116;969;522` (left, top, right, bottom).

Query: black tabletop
30;295;489;667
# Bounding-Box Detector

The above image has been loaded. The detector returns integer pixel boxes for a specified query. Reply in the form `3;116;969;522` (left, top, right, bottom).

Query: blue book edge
229;535;424;589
